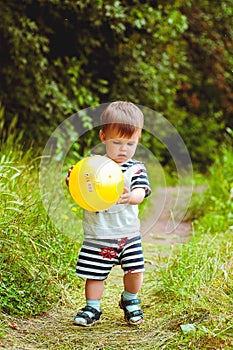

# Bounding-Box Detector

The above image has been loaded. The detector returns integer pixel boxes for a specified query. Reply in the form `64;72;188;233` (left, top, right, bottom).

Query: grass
1;240;233;349
0;153;81;315
0;113;232;349
1;226;233;349
0;116;82;317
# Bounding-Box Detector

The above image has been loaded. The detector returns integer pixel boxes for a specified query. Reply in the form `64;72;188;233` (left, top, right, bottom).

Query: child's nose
120;143;127;151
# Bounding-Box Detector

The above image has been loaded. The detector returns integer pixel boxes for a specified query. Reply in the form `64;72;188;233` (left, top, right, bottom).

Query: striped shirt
83;158;151;239
120;159;151;197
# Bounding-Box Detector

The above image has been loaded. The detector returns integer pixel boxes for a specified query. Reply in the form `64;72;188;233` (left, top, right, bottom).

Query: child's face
99;129;140;164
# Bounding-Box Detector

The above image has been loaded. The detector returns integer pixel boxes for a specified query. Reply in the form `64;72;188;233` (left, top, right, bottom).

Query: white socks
86;299;101;311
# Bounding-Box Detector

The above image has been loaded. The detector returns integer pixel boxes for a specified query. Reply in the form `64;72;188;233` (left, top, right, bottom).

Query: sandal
119;294;143;325
73;306;102;327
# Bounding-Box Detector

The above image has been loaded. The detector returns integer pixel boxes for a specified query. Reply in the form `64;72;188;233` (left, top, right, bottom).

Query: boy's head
99;101;144;163
100;101;144;139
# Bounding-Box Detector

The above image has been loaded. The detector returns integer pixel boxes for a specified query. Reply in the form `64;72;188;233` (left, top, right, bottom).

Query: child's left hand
117;187;146;205
117;188;131;204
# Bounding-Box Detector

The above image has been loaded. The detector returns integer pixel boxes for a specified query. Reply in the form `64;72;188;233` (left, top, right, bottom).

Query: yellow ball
69;155;124;211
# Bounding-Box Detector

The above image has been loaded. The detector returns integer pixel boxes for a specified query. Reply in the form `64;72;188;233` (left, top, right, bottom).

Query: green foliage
193;146;233;233
179;0;233;126
0;0;99;141
174;0;233;170
187;144;233;224
0;116;81;315
0;0;232;171
108;3;188;112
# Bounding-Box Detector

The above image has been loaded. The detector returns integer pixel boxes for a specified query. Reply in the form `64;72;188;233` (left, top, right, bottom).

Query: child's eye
113;141;120;144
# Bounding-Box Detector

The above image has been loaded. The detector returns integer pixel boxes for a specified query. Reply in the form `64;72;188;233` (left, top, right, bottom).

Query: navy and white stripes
76;236;145;280
120;159;151;197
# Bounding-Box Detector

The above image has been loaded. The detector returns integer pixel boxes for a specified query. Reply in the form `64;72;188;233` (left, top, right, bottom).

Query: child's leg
120;272;144;324
123;271;143;293
85;278;105;299
74;279;104;326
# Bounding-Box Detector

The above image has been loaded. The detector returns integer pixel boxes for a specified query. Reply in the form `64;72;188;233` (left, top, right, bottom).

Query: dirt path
141;186;195;246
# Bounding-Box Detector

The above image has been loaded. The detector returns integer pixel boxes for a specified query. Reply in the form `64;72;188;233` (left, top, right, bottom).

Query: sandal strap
75;311;92;324
120;298;141;307
82;305;102;319
119;296;143;323
75;306;102;324
125;308;143;320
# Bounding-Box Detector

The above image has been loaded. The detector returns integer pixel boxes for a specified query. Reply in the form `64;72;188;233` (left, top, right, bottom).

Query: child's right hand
65;165;74;186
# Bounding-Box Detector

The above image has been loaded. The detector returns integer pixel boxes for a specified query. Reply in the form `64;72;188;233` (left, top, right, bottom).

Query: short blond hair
100;101;144;137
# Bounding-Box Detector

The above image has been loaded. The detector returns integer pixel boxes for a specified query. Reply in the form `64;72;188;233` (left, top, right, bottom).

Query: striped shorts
76;235;145;280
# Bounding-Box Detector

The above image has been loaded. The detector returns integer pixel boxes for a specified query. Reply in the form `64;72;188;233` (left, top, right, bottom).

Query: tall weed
0;114;81;315
193;146;233;233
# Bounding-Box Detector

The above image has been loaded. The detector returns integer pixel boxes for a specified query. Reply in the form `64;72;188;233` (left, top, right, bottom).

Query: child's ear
99;129;106;143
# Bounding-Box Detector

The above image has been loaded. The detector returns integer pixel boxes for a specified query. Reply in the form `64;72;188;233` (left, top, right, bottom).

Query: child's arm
117;187;145;205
